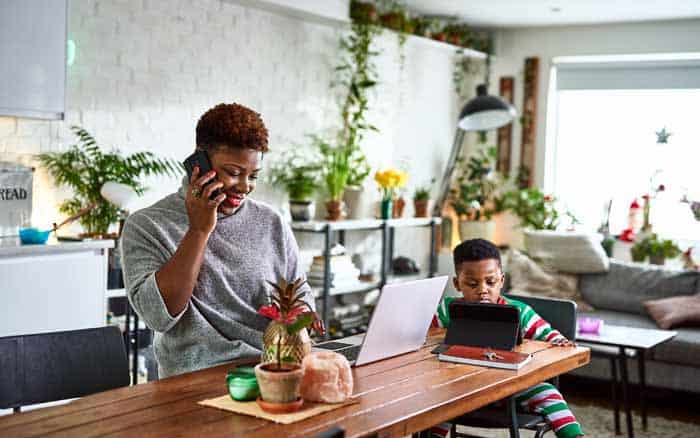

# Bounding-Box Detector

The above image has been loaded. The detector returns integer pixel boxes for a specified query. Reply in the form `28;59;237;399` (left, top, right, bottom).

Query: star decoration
655;128;672;144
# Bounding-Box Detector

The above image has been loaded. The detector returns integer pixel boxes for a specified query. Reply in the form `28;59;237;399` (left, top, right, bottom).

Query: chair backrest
505;294;578;340
0;326;130;411
315;426;345;438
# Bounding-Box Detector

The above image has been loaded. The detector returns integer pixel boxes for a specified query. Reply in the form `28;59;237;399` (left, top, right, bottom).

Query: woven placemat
198;395;357;424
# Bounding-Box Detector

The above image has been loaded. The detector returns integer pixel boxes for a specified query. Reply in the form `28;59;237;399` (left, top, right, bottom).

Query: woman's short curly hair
196;103;269;152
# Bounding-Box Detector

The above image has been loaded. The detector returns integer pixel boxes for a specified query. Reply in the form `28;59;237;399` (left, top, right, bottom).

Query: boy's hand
550;338;576;347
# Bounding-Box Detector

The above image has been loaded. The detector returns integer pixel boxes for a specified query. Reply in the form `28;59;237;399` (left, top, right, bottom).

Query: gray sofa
570;260;700;393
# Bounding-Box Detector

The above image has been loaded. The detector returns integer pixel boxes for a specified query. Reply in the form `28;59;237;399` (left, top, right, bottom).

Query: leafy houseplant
315;136;351;220
267;147;322;221
255;278;323;408
498;188;561;231
38;126;180;236
328;18;382;217
450;146;501;222
631;234;682;265
413;179;434;218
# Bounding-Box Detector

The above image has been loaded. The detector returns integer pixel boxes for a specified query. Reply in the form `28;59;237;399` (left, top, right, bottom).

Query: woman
121;103;315;378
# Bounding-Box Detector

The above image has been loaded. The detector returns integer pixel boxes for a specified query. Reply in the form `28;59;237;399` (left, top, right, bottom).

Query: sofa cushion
650;327;700;368
579;260;700;315
523;230;609;274
506;249;593;311
643;295;700;329
579;310;700;367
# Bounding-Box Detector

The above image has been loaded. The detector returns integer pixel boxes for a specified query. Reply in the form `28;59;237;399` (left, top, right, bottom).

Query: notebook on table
438;344;533;370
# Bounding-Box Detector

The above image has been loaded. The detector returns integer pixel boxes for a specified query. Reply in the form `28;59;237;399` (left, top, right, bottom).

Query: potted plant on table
374;168;408;219
268;147;322;222
631;234;681;265
256;278;324;412
38;126;180;238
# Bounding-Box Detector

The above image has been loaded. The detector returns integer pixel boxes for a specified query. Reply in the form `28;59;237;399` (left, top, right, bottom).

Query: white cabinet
0;0;67;120
0;239;113;337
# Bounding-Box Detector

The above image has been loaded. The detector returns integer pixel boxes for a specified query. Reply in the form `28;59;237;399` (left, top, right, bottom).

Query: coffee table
577;324;676;438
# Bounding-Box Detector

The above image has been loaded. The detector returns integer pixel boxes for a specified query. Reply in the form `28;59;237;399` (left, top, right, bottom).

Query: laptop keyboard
337;345;361;363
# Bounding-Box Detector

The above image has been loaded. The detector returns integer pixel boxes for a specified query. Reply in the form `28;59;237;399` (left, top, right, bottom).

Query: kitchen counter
0;236;114;337
0;236;114;258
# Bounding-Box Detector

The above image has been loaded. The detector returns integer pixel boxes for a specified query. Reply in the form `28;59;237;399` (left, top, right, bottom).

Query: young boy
431;238;584;438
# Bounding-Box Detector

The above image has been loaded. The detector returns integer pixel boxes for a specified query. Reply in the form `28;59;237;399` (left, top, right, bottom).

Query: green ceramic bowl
226;369;259;402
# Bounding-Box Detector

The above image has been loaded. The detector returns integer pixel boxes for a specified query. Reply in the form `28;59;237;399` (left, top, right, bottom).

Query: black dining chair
450;294;578;438
0;326;130;413
315;426;345;438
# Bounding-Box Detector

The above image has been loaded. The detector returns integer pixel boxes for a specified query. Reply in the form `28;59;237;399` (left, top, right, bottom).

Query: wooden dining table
0;329;589;437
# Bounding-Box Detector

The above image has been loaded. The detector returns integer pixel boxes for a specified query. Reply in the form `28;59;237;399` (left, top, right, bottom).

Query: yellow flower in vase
375;168;409;219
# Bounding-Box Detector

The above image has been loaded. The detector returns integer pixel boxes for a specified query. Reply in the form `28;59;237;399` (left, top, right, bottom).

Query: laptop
431;301;521;354
313;276;448;366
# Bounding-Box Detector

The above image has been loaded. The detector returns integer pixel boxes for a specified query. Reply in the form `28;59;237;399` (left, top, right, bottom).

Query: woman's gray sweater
120;182;312;378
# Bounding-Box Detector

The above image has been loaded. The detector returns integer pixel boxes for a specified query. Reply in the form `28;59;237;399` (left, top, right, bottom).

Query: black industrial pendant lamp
458;83;517;131
433;55;517;217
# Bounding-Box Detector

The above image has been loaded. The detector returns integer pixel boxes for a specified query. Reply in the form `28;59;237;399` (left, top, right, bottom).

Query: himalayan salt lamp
301;351;353;403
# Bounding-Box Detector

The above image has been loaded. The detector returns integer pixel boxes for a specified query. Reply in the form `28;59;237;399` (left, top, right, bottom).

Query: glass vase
380;198;393;219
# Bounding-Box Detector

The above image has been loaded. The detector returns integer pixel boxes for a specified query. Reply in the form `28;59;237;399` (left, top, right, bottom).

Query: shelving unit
292;217;441;340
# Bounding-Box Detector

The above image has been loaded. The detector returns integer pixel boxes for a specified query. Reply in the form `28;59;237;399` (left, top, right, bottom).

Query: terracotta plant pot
349;1;377;24
392;197;406;218
432;32;448;42
414;199;429;218
379;12;404;31
325;200;345;221
254;362;304;405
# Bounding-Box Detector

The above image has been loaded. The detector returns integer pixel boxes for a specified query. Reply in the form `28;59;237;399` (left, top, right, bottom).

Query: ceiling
403;0;700;28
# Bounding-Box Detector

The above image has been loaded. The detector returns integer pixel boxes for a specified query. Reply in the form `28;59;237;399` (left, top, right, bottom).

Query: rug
455;401;700;437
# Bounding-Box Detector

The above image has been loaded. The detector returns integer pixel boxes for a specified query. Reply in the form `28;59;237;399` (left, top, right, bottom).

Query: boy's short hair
453;238;502;270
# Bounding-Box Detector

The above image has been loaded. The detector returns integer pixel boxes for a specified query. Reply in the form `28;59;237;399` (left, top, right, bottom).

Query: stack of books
307;254;361;292
438;345;533;370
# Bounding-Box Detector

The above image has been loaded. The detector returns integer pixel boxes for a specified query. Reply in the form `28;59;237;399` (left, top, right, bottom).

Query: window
548;55;700;243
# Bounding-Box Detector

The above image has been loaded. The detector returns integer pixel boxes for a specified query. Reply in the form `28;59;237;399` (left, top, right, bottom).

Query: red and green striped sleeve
503;297;566;343
433;296;456;328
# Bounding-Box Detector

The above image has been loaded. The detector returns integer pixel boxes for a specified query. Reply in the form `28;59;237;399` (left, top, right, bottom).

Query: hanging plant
333;19;383;190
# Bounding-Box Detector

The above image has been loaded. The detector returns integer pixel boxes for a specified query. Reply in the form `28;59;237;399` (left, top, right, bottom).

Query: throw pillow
506;249;594;312
643;295;700;329
523;230;609;274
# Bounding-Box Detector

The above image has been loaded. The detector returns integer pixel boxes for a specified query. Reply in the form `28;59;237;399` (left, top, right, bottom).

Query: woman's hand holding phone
186;166;226;235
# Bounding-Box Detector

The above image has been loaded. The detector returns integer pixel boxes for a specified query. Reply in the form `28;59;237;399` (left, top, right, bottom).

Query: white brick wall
0;0;467;267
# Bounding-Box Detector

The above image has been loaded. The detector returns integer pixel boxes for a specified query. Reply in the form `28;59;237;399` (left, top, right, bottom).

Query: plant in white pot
268;147;322;222
255;278;324;413
343;149;372;219
450;146;503;241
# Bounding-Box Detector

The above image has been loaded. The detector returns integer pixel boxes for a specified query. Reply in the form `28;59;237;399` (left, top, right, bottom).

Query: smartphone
183;149;221;199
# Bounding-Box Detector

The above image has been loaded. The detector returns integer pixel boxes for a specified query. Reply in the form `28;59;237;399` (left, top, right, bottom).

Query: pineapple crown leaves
263;277;323;336
265;278;309;315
